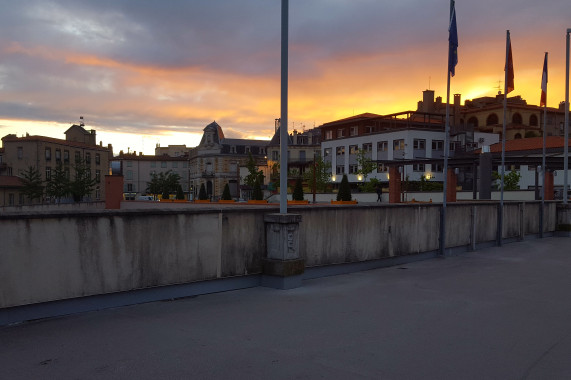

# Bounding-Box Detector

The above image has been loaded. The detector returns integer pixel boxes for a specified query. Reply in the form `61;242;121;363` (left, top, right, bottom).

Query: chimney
79;116;85;127
422;90;435;113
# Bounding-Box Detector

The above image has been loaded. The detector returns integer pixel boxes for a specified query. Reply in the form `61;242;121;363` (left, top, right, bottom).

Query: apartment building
1;123;112;204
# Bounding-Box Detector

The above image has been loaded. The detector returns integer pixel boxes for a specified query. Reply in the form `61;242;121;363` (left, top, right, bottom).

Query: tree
292;177;304;201
221;183;232;200
146;170;181;199
198;183;208;200
244;152;264;187
46;164;70;202
336;174;352;201
356;148;376;183
303;155;332;193
492;170;521;191
69;160;97;202
252;178;264;200
20;166;44;203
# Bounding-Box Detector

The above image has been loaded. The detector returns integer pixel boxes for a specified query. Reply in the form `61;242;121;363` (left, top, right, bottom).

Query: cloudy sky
0;0;570;154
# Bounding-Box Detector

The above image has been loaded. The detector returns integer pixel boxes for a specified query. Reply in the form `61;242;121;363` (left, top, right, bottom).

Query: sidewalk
1;237;570;379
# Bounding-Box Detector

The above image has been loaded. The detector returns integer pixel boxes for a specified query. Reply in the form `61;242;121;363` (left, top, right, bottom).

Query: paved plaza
1;237;571;379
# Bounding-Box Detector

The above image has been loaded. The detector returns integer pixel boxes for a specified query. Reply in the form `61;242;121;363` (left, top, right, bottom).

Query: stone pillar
389;166;402;203
446;168;457;202
105;175;124;209
544;171;554;201
263;213;304;289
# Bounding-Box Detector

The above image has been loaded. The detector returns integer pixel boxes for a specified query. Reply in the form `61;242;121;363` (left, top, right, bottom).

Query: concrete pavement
1;237;571;379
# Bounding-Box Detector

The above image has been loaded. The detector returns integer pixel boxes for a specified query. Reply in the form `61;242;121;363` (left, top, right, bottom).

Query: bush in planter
292;177;304;201
221;183;232;200
176;185;185;200
336;174;352;201
162;189;170;200
252;179;263;200
198;183;208;200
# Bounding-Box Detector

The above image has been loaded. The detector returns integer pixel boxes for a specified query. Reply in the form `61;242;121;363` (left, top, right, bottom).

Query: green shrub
336;174;352;201
292;177;304;201
222;183;232;200
198;183;208;200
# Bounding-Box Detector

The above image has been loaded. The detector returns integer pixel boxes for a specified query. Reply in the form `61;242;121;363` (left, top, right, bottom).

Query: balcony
202;170;215;178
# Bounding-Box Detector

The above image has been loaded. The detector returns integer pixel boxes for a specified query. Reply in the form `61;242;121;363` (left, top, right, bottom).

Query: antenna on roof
494;80;502;95
429;76;431;90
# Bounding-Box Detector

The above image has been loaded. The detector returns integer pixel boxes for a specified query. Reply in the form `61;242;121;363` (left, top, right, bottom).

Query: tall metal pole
564;29;570;204
500;30;510;246
541;74;547;238
279;0;289;214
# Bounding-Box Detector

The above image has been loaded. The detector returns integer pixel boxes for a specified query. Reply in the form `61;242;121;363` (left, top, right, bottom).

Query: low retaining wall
0;201;560;310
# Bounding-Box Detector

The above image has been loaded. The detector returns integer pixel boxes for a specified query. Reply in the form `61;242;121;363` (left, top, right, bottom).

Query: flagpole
279;0;289;214
540;52;548;238
564;29;570;204
500;30;510;246
440;0;456;256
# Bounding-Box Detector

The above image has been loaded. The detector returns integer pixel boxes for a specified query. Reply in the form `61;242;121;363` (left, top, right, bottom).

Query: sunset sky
0;0;570;155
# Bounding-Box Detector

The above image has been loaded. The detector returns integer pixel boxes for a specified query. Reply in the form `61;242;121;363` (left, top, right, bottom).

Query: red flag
505;32;514;94
540;52;548;107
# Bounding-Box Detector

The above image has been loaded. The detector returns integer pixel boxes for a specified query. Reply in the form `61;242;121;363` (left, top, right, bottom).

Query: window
486;113;499;126
337;129;345;138
364;126;373;134
350;126;358;136
230;146;236;153
413;139;426;150
161;161;167;168
413;164;425;172
245;146;251;153
432;140;444;150
336;165;344;174
126;160;132;167
324;148;332;157
127;183;134;192
126;170;133;180
95;170;101;183
432;164;443;172
45;167;51;181
64;167;70;179
363;143;372;152
377;163;388;173
17;147;23;159
45;148;51;161
377;141;388;152
150;161;156;168
530;115;539;127
86;153;91;164
349;164;358;174
336;146;345;155
95;187;101;200
325;130;333;140
512;113;523;124
75;151;80;163
349;145;359;155
271;151;279;160
393;139;404;150
55;149;61;162
8;193;14;206
64;150;70;163
172;162;178;168
95;153;101;165
183;162;188;168
260;148;265;155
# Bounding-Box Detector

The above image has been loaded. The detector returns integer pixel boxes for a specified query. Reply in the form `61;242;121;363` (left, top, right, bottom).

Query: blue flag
448;0;458;77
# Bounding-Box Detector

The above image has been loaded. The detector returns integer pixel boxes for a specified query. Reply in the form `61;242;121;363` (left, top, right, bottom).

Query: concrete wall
0;201;560;309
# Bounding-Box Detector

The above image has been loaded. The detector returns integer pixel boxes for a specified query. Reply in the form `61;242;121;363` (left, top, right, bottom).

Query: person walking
376;184;382;202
